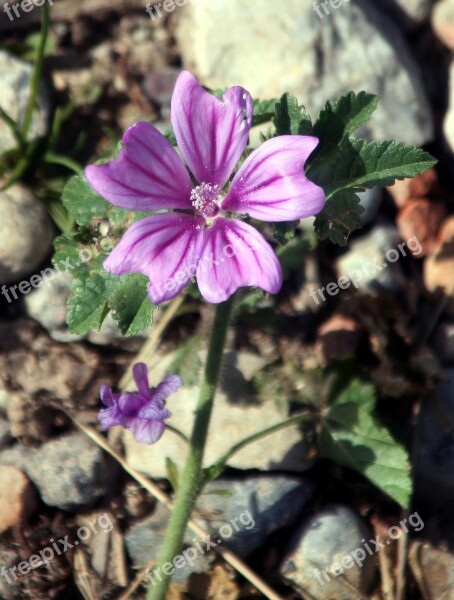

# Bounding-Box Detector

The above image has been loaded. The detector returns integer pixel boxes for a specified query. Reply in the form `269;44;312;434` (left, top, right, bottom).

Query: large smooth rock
123;351;311;478
126;475;314;583
281;505;376;599
0;185;54;284
0;433;107;510
0;51;50;154
176;0;433;147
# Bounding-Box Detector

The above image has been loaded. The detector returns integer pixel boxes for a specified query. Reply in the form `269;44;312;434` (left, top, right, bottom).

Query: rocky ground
0;0;454;599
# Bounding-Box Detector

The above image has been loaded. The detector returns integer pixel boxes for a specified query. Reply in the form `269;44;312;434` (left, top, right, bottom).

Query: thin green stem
21;4;50;139
0;107;26;151
43;151;83;174
147;295;234;600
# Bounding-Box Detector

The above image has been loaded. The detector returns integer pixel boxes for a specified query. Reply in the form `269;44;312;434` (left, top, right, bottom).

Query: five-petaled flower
99;363;182;444
85;71;325;304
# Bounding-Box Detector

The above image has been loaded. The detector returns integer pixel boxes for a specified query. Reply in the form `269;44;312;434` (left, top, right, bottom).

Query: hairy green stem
147;296;234;600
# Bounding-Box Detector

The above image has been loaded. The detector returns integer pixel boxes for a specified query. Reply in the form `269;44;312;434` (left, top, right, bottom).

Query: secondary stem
148;295;234;600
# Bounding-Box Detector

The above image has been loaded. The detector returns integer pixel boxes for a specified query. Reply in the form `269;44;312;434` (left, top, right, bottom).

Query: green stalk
21;4;50;139
147;296;234;600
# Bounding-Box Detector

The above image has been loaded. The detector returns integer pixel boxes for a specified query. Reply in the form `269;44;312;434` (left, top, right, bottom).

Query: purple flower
99;363;182;444
85;71;325;304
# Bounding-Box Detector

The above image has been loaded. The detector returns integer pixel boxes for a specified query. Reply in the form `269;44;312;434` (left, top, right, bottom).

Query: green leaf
276;232;314;276
165;457;180;492
273;93;312;136
67;273;110;334
252;98;277;127
62;175;109;226
313;91;379;146
309;137;437;198
106;274;155;336
313;189;364;246
320;380;412;508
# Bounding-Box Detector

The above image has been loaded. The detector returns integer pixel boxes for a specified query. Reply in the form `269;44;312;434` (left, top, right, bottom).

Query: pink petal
171;71;253;188
196;218;283;303
132;363;150;398
221;136;326;222
104;213;204;305
85;122;193;211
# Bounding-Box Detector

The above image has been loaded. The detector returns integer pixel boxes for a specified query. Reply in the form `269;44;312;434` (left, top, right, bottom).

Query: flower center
190;183;222;219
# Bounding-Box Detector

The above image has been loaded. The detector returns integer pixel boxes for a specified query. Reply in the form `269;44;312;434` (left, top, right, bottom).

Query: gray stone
444;61;454;153
123;351;311;478
196;476;315;557
126;475;314;583
0;185;54;284
176;0;433;147
281;505;376;599
0;51;50;154
415;370;454;507
410;543;454;600
25;270;84;343
358;188;382;226
433;322;454;365
125;503;211;584
336;224;406;293
0;433;106;510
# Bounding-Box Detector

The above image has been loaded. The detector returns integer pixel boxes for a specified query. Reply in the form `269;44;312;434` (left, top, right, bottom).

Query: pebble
0;185;54;284
0;465;38;534
410;543;454;600
424;217;454;317
0;51;50;154
316;315;363;363
0;433;106;510
433;322;454;365
396;199;446;257
281;505;376;599
176;0;433;147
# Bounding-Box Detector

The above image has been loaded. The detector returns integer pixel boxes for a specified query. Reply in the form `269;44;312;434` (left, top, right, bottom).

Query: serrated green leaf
62;175;109;226
314;189;364;246
313;91;378;146
273;93;312;136
320;380;412;508
165;457;180;492
106;274;155;336
309;137;437;198
67;273;110;333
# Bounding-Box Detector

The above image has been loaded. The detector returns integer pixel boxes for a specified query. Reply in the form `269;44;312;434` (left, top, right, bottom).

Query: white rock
0;185;54;284
0;51;50;154
444;61;454;152
123;351;311;478
176;0;433;147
